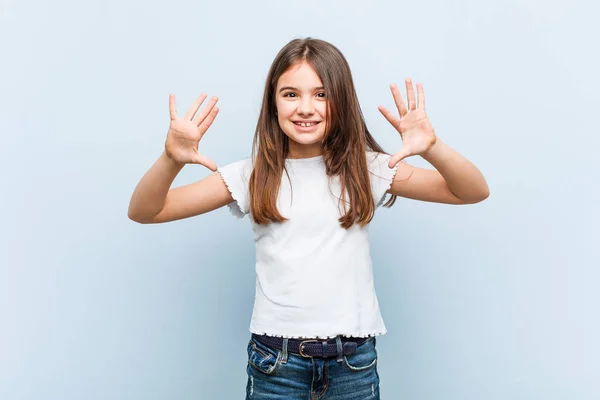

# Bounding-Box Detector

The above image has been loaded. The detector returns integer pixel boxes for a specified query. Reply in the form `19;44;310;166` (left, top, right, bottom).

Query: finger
405;78;416;110
417;82;425;110
377;105;400;128
191;152;218;171
184;93;208;121
198;106;219;136
193;96;219;127
390;83;408;118
388;150;410;168
169;94;178;120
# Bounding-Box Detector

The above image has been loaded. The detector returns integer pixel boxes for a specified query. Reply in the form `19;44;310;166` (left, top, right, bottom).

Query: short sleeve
366;151;399;208
217;158;253;219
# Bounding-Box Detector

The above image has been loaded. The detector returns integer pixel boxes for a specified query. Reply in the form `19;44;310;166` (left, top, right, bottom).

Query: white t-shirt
217;151;398;339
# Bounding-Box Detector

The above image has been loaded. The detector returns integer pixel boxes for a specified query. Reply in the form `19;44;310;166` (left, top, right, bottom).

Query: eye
316;92;326;98
283;92;297;98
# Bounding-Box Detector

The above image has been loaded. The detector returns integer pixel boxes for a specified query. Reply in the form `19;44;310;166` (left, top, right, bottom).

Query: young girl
128;38;489;400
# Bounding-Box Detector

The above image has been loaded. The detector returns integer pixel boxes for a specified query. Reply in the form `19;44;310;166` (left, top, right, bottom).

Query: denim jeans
246;334;380;399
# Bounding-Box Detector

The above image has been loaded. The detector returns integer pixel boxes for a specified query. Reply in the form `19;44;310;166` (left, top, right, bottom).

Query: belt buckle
298;339;319;358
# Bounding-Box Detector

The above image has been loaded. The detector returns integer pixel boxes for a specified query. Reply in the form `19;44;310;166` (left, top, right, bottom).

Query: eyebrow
278;86;325;93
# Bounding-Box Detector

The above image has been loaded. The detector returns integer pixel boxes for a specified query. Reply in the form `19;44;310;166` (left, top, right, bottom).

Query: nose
296;97;315;116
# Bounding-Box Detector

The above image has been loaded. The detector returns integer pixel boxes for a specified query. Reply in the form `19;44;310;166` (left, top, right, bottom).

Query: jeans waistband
251;333;370;358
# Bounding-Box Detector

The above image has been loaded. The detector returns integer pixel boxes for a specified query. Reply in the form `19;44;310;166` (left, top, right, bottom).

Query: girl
128;38;489;400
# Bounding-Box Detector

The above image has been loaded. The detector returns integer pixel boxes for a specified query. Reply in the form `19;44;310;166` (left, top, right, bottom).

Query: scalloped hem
216;168;247;219
249;328;387;340
377;161;400;208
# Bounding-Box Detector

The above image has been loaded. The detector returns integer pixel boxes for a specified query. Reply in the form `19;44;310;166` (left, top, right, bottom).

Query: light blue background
1;0;598;399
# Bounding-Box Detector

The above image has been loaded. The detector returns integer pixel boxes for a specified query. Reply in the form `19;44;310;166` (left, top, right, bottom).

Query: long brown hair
249;37;397;229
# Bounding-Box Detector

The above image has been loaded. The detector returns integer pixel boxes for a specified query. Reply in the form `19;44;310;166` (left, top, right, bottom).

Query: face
275;61;327;158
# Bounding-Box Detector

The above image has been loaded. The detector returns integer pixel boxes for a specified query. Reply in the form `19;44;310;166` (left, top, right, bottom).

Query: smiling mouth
293;121;320;127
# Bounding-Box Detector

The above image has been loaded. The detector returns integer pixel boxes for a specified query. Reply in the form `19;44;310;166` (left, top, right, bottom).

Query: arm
128;92;232;223
378;79;489;205
388;138;489;205
127;151;233;223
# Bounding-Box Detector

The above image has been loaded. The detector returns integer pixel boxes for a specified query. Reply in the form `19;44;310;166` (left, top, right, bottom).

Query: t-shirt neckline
285;155;323;164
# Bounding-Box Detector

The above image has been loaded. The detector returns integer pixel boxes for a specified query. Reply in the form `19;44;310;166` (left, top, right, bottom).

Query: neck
287;142;323;159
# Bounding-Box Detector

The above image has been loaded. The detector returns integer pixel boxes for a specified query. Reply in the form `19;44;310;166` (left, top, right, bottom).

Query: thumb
388;149;410;169
190;152;218;171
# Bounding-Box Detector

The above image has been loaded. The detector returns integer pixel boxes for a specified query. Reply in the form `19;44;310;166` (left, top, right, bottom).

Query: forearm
421;138;490;202
128;151;185;221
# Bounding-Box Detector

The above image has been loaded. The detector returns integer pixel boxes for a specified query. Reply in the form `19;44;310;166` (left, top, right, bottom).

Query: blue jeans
246;335;381;399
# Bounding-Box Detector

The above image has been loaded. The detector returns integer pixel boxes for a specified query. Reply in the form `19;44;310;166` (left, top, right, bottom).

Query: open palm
165;93;219;170
378;78;437;168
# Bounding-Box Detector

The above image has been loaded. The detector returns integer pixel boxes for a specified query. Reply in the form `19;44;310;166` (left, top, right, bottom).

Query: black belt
251;333;369;358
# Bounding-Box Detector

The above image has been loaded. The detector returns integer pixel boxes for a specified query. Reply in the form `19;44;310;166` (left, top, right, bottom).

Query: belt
251;333;369;358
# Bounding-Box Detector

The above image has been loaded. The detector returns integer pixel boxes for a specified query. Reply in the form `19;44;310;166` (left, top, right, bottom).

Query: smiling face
275;61;328;159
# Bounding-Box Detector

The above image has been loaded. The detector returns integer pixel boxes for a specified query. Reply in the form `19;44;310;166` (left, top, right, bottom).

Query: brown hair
249;37;397;229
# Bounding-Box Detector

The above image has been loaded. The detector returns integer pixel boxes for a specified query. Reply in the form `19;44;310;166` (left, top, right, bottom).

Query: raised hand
165;93;219;170
378;78;437;168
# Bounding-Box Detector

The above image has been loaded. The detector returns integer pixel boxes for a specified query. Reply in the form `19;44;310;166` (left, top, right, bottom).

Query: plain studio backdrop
0;0;598;399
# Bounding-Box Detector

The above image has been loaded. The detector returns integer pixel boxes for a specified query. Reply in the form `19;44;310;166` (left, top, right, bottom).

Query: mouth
292;120;321;133
293;121;321;127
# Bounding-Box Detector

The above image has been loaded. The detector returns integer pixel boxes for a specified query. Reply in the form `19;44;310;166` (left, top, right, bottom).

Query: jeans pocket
342;337;378;372
247;338;282;375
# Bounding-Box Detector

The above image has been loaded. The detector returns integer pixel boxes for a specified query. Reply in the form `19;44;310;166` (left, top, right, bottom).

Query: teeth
297;122;316;127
